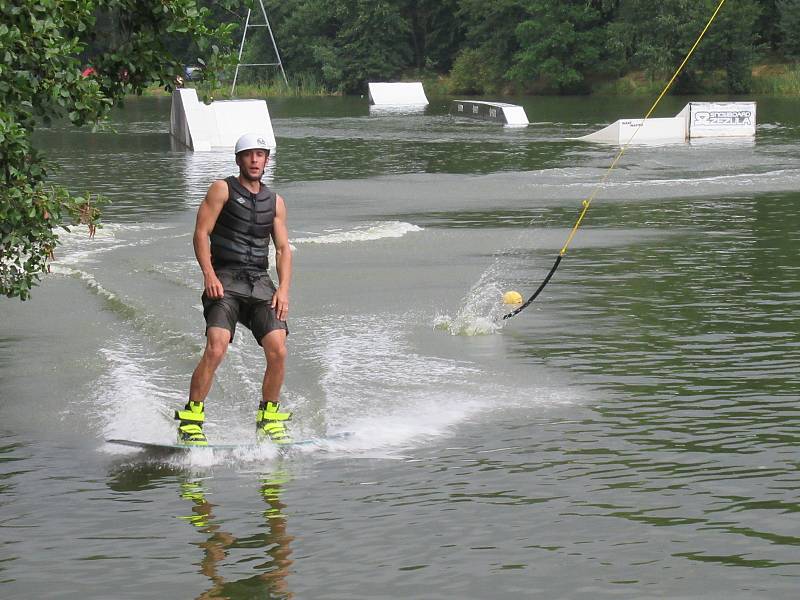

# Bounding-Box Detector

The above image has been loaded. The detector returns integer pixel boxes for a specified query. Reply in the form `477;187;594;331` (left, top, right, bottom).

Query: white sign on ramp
170;88;276;152
685;102;756;138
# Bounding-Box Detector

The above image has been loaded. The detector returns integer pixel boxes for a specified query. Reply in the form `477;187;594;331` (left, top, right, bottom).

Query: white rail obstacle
169;88;276;152
579;101;756;144
367;82;429;106
450;100;529;127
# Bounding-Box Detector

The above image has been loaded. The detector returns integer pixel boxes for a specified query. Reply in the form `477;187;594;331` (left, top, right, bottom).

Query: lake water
1;95;798;598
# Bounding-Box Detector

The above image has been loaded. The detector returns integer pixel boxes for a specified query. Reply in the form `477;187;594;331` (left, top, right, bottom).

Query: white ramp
579;117;687;144
368;82;428;106
579;101;756;145
170;88;276;152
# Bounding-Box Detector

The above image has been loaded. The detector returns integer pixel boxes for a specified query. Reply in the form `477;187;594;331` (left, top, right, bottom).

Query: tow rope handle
502;254;562;320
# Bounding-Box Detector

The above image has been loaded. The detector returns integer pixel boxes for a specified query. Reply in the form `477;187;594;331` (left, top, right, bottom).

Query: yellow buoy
503;290;523;305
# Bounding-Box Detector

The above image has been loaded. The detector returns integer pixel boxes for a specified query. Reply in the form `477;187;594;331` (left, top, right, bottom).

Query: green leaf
1;0;235;300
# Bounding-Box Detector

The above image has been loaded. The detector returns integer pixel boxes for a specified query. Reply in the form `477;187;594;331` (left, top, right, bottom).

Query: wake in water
293;220;423;244
434;260;510;336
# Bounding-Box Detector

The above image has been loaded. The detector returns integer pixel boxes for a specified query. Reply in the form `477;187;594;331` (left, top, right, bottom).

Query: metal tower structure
231;0;288;95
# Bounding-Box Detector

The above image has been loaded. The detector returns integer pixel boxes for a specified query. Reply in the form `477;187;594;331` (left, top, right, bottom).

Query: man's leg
256;329;291;443
260;329;287;403
190;326;232;402
176;326;231;445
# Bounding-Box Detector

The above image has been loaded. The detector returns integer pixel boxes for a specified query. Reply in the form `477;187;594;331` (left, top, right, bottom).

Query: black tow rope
502;254;562;320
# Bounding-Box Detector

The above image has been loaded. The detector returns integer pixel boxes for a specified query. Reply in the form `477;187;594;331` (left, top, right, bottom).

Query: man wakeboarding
175;133;293;446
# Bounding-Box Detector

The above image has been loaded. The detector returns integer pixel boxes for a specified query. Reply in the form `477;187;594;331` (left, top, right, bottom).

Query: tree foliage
778;0;800;59
259;0;412;94
456;0;527;88
509;0;607;94
1;0;237;299
576;0;763;94
3;0;799;300
695;0;761;93
249;0;790;96
403;0;463;72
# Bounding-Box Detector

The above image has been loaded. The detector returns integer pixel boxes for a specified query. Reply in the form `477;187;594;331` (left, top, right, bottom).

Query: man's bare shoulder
204;179;230;203
209;178;229;193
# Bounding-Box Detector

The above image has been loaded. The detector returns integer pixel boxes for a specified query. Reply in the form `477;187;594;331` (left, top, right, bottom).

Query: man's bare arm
271;194;292;321
193;179;228;299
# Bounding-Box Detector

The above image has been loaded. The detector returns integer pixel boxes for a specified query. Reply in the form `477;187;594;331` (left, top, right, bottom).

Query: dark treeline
215;0;800;95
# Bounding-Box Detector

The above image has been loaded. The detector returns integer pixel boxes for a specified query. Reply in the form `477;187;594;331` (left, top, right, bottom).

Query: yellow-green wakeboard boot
174;401;208;446
256;401;292;445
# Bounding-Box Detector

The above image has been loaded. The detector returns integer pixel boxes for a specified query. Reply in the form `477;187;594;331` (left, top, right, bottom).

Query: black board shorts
202;270;288;345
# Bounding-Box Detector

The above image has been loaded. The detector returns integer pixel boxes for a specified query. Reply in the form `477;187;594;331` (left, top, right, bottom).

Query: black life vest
210;176;277;270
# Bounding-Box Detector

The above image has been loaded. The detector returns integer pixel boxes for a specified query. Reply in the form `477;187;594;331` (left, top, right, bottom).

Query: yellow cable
559;0;728;257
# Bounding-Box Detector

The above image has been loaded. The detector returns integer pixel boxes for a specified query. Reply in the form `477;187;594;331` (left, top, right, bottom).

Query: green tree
610;0;759;94
449;47;495;94
334;0;411;93
695;0;761;93
755;0;782;51
400;0;463;72
453;0;527;92
508;0;609;94
610;0;706;85
264;0;410;94
1;0;237;300
778;0;800;59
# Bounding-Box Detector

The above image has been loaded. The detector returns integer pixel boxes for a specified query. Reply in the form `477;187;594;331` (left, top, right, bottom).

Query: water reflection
43;96;580;200
496;188;800;572
368;104;428;117
108;463;294;600
178;473;293;600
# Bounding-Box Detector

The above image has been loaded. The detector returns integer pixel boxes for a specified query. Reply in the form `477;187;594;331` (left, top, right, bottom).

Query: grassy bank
142;73;333;99
200;74;332;99
594;62;800;96
749;63;800;94
142;62;799;99
593;71;675;97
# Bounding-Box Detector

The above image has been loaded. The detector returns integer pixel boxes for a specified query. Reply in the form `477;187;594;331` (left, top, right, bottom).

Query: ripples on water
3;96;798;598
496;191;800;578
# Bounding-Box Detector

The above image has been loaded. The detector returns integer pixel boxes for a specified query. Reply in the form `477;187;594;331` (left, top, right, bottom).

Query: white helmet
234;133;270;155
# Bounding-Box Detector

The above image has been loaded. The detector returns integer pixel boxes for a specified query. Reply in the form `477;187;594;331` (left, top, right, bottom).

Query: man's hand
204;272;224;299
272;286;289;321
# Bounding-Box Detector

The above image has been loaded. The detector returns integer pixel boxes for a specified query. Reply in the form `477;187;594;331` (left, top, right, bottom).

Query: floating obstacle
368;82;428;106
579;101;756;144
450;100;529;127
579;116;687;144
169;88;276;152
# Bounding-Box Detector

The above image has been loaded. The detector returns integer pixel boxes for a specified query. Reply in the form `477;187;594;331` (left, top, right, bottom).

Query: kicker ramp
580;117;687;144
579;101;756;144
368;82;428;106
170;88;276;152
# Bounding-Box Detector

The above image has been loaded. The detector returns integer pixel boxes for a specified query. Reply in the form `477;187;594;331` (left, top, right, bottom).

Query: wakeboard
106;432;352;452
